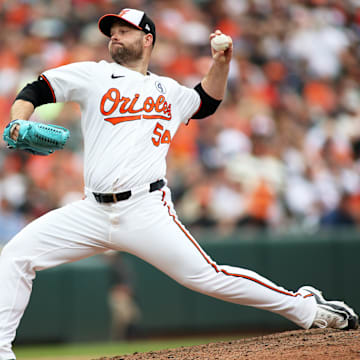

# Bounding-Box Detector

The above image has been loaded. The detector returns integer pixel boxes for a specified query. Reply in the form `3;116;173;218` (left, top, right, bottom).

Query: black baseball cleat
299;286;359;330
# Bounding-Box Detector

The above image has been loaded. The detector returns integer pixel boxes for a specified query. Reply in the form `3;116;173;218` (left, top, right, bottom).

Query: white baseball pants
0;186;317;359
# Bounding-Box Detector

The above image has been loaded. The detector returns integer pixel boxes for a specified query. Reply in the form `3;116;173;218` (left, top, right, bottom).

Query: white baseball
211;34;231;52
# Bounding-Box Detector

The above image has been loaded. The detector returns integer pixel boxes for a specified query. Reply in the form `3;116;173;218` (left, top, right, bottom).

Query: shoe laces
314;305;348;329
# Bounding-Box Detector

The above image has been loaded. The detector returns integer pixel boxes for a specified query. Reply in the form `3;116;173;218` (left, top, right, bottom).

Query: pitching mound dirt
96;328;360;360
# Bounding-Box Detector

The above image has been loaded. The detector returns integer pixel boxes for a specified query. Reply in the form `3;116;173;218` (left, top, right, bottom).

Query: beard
110;38;143;65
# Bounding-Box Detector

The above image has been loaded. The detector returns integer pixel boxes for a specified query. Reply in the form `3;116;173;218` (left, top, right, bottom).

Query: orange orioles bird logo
118;9;130;17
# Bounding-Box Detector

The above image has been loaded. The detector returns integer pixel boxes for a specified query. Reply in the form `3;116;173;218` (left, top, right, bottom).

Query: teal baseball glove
3;119;70;156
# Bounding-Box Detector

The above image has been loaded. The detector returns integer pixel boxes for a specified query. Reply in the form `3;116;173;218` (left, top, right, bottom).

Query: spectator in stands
0;198;25;246
104;252;141;341
320;192;356;228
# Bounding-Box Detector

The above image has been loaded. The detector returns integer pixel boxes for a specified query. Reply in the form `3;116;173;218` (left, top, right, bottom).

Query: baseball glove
3;119;70;156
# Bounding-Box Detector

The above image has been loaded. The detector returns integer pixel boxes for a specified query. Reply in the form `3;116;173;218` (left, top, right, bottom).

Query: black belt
93;179;165;203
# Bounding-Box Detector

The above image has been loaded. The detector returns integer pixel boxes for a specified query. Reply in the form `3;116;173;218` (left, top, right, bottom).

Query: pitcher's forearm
201;62;230;100
10;100;35;121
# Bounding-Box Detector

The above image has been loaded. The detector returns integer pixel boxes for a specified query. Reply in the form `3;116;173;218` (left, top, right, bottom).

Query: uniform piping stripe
40;74;56;103
160;189;313;299
304;293;314;298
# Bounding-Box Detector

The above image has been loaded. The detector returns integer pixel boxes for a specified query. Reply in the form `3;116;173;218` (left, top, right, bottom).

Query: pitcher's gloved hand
3;119;70;156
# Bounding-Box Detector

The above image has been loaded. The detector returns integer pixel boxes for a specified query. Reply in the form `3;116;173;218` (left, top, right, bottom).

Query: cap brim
98;14;142;37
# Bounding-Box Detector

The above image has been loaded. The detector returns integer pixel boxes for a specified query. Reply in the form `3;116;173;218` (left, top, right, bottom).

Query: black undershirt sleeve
192;82;222;119
15;76;55;108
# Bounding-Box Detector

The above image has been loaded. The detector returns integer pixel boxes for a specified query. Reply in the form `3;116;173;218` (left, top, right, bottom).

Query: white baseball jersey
42;60;201;193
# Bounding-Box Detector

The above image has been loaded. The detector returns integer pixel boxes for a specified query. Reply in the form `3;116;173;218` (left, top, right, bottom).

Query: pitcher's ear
144;33;154;48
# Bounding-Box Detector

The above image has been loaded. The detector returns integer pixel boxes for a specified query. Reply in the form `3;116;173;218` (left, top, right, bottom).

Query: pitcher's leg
0;199;109;360
112;189;317;330
121;225;316;329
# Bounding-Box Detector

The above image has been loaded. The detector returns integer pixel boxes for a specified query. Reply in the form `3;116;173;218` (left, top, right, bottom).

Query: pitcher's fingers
10;124;20;141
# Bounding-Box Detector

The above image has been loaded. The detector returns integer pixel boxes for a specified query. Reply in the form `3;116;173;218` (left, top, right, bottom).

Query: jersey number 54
152;122;171;147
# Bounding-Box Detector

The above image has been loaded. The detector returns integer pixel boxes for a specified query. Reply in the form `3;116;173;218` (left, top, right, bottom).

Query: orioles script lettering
100;88;172;125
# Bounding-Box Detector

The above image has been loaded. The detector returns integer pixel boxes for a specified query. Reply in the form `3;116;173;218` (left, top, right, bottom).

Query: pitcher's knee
179;269;224;295
0;245;36;280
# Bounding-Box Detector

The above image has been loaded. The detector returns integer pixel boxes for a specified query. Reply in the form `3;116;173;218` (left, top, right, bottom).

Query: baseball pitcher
0;8;358;360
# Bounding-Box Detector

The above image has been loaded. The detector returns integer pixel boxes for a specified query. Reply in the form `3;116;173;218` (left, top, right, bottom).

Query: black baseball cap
98;8;156;45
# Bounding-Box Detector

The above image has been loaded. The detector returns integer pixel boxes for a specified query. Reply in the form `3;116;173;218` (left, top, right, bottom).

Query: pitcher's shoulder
81;60;118;78
150;72;177;84
149;73;184;94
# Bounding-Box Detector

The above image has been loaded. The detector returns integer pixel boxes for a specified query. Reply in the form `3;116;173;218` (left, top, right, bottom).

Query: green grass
14;335;239;359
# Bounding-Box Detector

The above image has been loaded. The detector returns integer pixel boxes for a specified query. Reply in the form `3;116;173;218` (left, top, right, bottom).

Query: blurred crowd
1;0;360;244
